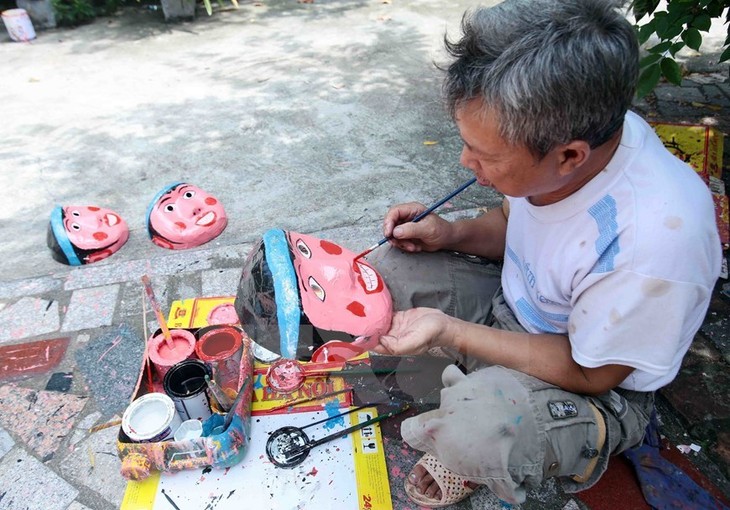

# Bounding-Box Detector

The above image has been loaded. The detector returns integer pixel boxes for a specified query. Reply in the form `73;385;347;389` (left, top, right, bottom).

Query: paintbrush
353;176;477;261
222;377;251;431
140;275;175;350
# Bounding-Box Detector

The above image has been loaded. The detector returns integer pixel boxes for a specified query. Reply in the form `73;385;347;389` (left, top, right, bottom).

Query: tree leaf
640;53;663;67
203;0;212;15
637;63;662;98
720;45;730;63
638;22;656;44
691;13;712;31
682;28;703;50
660;57;683;85
669;41;686;56
648;41;673;53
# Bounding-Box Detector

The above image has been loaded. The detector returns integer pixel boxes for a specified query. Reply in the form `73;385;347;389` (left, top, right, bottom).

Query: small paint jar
147;329;196;378
122;392;183;443
195;326;243;395
163;359;213;421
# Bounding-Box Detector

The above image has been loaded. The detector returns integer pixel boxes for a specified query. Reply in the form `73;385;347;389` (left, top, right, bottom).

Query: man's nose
192;207;201;216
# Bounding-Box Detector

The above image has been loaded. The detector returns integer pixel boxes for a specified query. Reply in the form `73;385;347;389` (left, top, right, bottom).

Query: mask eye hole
183;191;195;199
296;239;311;259
308;276;325;301
71;210;81;217
71;223;81;231
164;204;175;212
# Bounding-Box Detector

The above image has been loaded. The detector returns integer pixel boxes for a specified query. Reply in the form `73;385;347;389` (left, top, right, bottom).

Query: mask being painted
234;229;393;361
146;182;228;250
47;205;129;265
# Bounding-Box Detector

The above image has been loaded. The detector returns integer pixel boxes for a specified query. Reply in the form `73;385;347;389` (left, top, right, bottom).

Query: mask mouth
195;211;216;227
354;260;383;294
104;213;120;227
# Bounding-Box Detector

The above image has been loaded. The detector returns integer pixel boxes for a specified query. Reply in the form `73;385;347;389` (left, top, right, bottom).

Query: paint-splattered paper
121;408;392;510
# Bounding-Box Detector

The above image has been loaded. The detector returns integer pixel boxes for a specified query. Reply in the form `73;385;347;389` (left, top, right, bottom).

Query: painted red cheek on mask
175;222;186;230
320;240;343;255
88;206;100;211
93;232;108;241
346;301;366;317
205;197;217;205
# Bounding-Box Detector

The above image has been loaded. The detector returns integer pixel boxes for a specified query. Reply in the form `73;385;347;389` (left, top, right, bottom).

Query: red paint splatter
307;466;318;477
346;301;366;317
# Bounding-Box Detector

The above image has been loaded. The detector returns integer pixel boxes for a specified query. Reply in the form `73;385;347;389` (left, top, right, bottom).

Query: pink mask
48;205;129;265
287;231;392;349
146;182;227;250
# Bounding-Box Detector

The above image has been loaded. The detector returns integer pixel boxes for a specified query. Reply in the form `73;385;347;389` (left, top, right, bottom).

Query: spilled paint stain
161;489;182;509
322;400;345;430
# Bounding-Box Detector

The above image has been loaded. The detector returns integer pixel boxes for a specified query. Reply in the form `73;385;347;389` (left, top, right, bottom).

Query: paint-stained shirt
501;111;722;392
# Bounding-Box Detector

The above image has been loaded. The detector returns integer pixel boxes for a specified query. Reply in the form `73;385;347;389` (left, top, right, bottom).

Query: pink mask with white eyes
146;182;228;250
287;231;392;346
63;206;128;251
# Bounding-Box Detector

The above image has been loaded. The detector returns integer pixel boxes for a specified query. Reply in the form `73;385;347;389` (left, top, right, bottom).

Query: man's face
149;183;227;249
286;231;392;340
456;100;566;205
63;205;129;252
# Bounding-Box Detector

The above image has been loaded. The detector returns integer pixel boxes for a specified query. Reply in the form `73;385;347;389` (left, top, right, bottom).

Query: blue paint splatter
322;401;346;430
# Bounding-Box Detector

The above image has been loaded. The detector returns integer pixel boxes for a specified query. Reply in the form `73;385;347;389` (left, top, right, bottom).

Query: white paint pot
2;9;36;42
122;392;183;443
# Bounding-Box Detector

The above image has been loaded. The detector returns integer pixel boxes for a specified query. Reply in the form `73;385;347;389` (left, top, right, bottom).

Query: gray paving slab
201;267;242;297
61;285;120;332
0;276;62;300
74;324;145;417
0;427;14;460
0;448;78;510
67;502;93;510
59;425;126;508
0;297;60;343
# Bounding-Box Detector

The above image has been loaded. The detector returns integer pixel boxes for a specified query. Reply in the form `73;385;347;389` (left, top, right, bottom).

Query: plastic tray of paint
116;326;254;481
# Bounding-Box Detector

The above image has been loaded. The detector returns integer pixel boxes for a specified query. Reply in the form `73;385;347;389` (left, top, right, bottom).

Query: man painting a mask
354;0;722;507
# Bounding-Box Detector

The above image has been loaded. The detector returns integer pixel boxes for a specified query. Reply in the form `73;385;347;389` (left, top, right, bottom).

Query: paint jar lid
195;326;242;361
122;392;178;442
173;419;203;442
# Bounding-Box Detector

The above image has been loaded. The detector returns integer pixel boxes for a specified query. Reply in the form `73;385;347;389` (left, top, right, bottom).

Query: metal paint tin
122;392;183;443
195;326;243;394
163;359;213;421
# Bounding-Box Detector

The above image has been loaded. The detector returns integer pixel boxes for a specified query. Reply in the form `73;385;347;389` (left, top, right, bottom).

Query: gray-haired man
369;0;722;506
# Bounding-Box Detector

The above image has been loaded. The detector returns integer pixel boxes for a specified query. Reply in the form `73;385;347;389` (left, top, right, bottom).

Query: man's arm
383;198;509;259
375;307;633;395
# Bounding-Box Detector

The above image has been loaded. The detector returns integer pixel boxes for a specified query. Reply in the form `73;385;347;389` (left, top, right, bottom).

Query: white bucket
2;9;36;42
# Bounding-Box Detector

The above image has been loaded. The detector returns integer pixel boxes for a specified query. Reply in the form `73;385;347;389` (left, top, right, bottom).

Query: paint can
122;392;183;443
1;9;36;42
163;359;213;421
195;326;243;395
147;329;196;378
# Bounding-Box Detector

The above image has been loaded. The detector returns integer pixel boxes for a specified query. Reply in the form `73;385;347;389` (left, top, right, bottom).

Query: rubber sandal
404;453;475;508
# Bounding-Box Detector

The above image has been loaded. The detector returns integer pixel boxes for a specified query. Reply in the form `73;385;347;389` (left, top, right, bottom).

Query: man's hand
373;307;452;355
382;202;455;253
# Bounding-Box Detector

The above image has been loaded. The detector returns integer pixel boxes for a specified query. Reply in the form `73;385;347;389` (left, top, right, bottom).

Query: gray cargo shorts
368;247;654;503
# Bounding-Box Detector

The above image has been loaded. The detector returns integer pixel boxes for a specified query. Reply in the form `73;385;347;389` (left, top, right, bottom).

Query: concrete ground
0;1;729;509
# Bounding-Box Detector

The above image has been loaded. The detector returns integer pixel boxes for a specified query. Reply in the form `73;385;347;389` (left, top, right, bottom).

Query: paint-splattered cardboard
167;296;238;329
651;122;729;247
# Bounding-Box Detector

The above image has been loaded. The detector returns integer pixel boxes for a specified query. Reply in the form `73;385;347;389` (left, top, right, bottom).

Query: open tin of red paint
195;326;243;395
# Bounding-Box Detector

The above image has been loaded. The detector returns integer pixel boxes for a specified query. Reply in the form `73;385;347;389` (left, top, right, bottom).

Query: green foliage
52;0;95;25
632;0;730;97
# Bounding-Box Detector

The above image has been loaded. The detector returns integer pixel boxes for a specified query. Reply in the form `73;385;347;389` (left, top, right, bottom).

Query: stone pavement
0;1;729;509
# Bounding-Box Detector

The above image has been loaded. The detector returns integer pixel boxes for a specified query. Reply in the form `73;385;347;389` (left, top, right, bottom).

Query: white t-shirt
501;111;722;392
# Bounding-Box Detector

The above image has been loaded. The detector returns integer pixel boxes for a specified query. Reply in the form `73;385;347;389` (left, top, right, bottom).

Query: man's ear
556;140;591;177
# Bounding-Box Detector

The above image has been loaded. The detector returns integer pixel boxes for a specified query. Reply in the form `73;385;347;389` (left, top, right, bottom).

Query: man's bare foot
407;463;478;500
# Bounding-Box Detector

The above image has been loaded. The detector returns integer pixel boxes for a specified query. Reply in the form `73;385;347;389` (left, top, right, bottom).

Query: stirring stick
267;388;352;412
140;275;175;350
353;176;477;261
